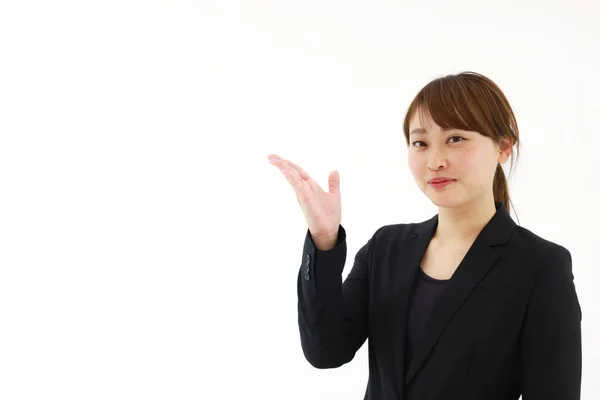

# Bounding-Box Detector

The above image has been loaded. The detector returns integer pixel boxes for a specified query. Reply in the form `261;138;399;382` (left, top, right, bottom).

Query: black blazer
297;203;582;400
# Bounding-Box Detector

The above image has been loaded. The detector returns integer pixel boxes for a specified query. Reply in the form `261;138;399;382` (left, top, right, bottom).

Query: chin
429;198;460;208
425;191;464;208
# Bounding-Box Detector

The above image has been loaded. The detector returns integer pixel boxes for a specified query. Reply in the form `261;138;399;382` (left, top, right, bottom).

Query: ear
498;139;513;164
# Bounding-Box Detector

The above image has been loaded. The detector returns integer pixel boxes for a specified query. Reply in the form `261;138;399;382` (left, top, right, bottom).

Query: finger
267;154;282;162
328;170;340;194
285;160;311;181
269;155;311;181
277;160;307;194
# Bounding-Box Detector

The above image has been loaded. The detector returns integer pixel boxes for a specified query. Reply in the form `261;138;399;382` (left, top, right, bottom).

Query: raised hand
268;154;341;248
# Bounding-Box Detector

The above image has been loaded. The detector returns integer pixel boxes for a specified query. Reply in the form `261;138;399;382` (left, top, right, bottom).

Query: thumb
328;170;340;194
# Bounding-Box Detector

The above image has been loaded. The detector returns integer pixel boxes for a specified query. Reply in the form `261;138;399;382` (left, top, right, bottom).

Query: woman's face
407;110;510;208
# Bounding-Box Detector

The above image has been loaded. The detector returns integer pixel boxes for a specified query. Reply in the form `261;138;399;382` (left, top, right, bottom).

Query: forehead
408;108;477;136
409;110;439;130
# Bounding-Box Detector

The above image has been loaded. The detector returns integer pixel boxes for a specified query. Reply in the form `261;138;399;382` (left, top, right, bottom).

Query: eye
410;136;465;147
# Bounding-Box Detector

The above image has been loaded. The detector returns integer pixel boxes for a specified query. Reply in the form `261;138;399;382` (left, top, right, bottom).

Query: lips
428;178;456;189
429;178;455;183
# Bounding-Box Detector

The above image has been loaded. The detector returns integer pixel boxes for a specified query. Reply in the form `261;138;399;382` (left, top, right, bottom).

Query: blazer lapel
384;212;438;397
402;202;516;389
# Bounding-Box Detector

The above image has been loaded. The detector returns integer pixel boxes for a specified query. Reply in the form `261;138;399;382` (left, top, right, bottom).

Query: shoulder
501;225;575;295
365;218;432;253
370;221;422;243
509;224;571;263
511;225;580;319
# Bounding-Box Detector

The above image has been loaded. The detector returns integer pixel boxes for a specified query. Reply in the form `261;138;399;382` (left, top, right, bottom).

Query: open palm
268;154;341;240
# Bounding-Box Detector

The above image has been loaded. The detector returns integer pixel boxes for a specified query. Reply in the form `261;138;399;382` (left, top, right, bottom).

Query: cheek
461;148;495;180
461;152;481;170
407;154;422;176
454;143;482;163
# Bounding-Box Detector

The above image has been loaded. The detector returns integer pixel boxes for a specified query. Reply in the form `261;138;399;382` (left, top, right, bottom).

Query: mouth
428;179;456;188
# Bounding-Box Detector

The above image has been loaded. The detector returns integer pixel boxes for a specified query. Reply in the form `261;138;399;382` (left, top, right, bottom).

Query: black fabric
296;202;582;400
404;267;449;375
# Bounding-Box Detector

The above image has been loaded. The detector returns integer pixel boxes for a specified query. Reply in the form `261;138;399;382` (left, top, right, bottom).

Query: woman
267;71;582;400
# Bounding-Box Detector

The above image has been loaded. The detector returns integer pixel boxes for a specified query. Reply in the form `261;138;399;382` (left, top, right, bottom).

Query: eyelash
411;136;465;147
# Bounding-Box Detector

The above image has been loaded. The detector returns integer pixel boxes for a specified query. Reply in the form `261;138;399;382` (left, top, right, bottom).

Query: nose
427;147;448;170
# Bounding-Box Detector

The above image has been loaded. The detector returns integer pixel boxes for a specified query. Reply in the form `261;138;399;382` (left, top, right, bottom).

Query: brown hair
402;71;520;218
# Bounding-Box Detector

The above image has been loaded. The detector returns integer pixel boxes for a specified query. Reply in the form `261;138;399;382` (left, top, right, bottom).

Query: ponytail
493;163;510;216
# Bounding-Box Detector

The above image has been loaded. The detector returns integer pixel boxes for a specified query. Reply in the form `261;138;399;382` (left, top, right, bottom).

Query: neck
434;197;498;244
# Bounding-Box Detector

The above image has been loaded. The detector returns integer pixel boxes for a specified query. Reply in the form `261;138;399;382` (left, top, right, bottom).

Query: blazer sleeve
521;246;582;400
297;224;378;369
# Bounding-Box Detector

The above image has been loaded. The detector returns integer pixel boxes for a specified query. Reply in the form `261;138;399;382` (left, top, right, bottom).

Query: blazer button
305;254;311;264
302;270;310;280
303;264;310;273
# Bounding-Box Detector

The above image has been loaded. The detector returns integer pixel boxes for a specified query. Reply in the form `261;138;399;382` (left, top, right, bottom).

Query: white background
0;1;598;399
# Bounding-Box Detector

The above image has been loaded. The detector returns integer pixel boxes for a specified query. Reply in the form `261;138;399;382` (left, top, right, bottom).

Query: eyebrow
409;128;454;135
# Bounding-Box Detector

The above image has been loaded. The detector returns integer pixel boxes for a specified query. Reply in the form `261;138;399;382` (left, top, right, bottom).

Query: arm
297;224;377;369
521;246;582;399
